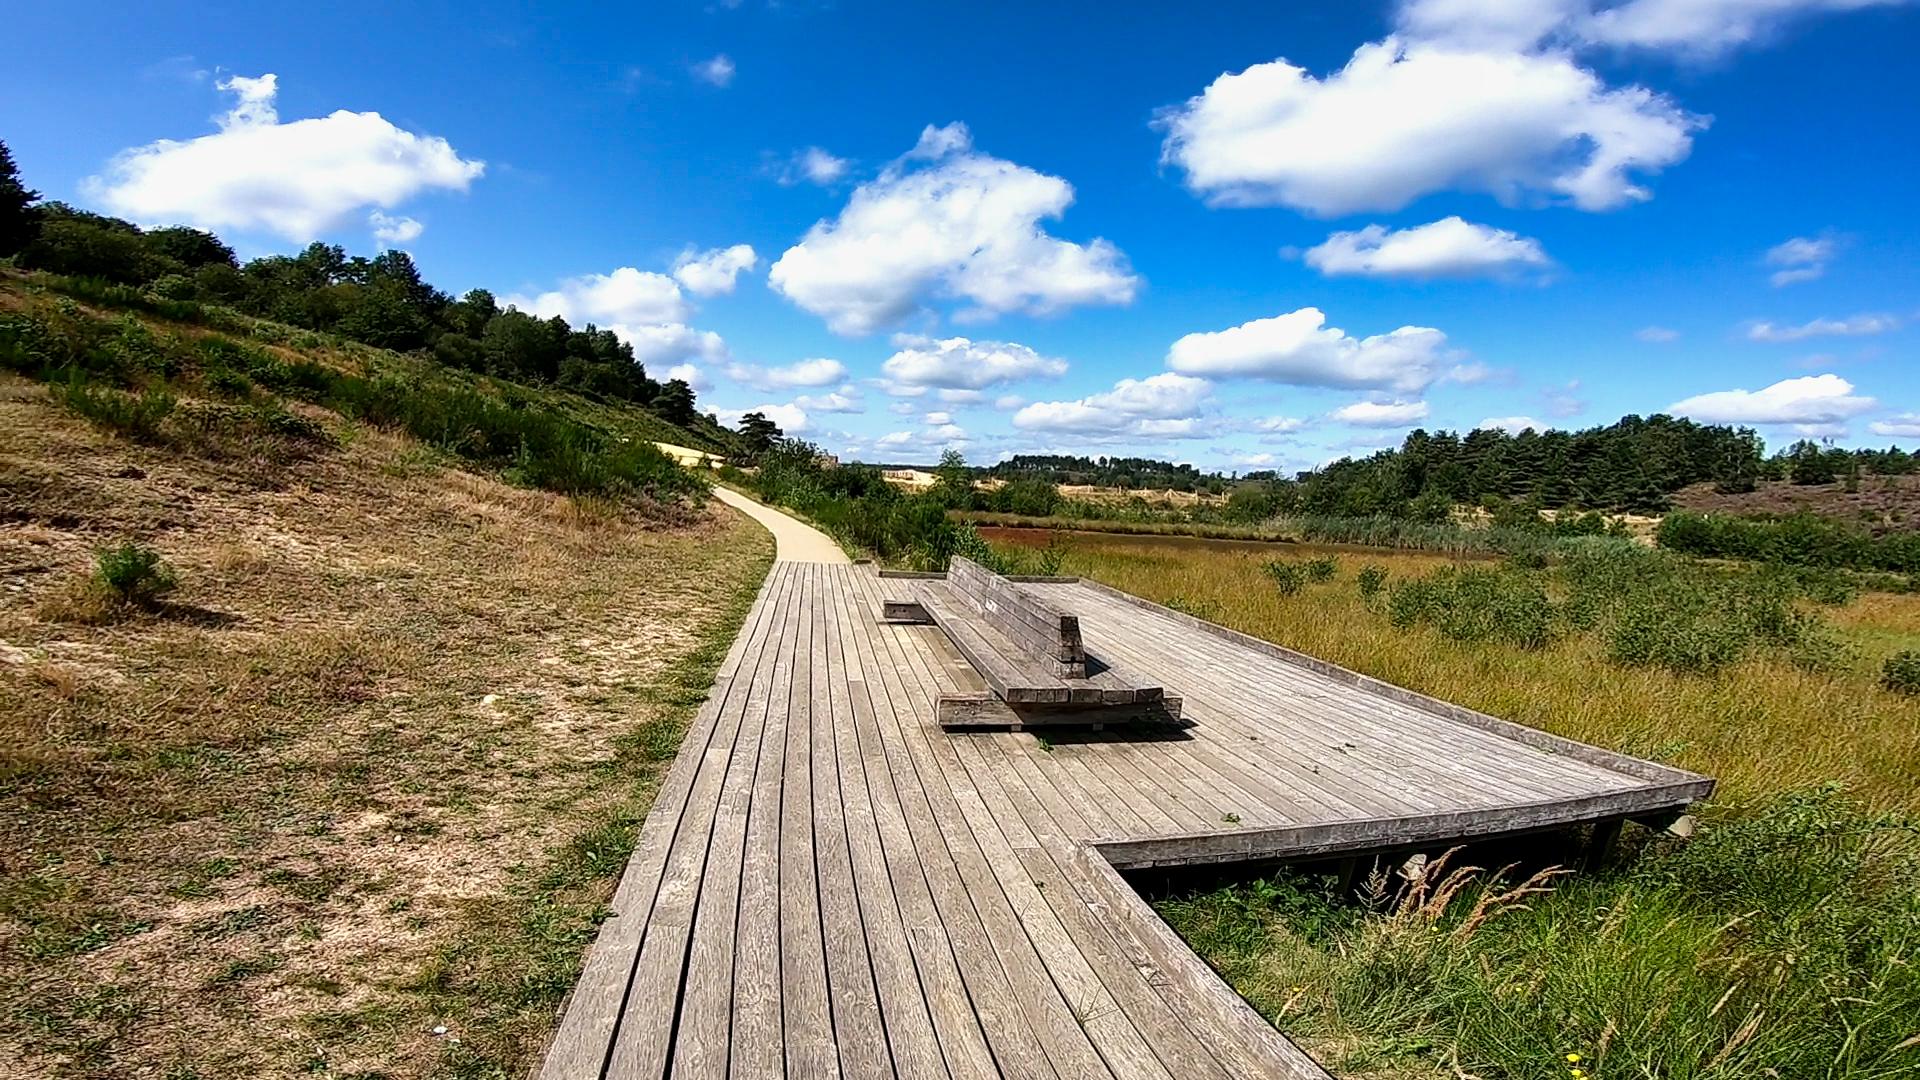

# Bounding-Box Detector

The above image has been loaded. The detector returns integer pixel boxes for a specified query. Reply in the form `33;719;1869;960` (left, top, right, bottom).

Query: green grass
992;529;1920;1080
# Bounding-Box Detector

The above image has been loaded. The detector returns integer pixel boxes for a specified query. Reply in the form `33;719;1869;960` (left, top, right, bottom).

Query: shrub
1264;560;1307;596
1884;651;1920;695
1386;566;1555;649
1303;556;1338;583
1356;564;1387;599
94;543;178;606
52;376;175;442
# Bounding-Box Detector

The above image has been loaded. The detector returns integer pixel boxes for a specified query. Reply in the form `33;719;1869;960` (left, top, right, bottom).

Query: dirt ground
0;376;773;1078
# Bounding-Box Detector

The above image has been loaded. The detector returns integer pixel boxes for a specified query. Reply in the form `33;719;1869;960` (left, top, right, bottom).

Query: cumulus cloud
664;363;708;389
503;267;728;366
672;244;758;296
1331;399;1432;426
725;357;847;390
880;333;1069;390
1156;39;1700;216
1252;416;1308;434
774;146;851;186
368;210;423;246
793;388;864;413
1012;373;1213;437
1747;314;1899;341
1398;0;1908;57
715;403;808;434
1304;217;1551;279
1477;414;1545;433
692;54;736;87
768;123;1140;334
1167;307;1451;394
85;73;483;243
1869;413;1920;438
1667;373;1876;424
1764;234;1837;287
1636;325;1681;342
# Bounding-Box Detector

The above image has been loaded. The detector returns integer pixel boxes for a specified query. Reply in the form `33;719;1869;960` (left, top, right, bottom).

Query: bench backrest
948;556;1085;676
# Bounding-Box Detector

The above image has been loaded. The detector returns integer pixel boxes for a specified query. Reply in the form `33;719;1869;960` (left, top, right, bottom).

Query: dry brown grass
1007;533;1920;812
0;375;773;1078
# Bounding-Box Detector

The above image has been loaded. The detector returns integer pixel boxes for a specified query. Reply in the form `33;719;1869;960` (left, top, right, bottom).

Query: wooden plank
936;692;1184;729
776;565;838;1079
1093;788;1711;870
949;556;1087;675
539;567;784;1079
601;563;799;1078
851;569;1121;1080
916;582;1073;704
1071;579;1714;794
815;568;892;1079
879;598;931;623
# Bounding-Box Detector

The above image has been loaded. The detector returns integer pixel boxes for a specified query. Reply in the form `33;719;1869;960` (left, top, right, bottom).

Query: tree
0;140;40;257
932;449;973;507
652;379;697;427
738;411;783;457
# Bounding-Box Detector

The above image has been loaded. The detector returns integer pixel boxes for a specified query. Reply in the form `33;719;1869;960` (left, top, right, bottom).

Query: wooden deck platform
542;562;1712;1079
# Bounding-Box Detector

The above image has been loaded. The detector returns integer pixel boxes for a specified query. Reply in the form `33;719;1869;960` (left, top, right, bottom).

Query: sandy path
711;485;850;564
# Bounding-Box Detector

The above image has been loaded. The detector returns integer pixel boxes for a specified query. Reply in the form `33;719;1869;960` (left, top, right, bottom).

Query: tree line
0;139;714;436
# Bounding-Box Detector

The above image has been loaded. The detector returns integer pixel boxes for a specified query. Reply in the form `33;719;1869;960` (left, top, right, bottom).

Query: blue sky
6;0;1919;471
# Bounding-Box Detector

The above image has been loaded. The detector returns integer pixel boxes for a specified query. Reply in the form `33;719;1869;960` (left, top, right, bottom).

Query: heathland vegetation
1;141;783;1077
983;528;1920;1079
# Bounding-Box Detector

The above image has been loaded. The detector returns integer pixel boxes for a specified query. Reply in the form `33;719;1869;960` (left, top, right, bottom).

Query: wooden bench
881;556;1180;729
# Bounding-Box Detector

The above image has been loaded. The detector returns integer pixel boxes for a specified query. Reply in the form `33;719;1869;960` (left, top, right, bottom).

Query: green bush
1303;555;1338;583
1657;509;1920;574
1884;651;1920;695
52;376;175;442
1356;564;1387;598
1264;560;1307;596
1387;566;1555;649
94;543;177;606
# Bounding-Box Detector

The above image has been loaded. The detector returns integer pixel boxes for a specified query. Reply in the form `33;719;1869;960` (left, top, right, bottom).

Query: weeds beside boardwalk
989;531;1920;1079
0;379;774;1077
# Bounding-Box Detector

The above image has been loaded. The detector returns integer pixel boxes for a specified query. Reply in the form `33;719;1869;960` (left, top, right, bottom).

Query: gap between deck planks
541;563;1709;1080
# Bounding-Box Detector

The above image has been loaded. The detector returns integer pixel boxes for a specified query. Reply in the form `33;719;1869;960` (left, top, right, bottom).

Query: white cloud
775;146;851;186
1636;325;1681;342
1304;217;1551;279
993;394;1026;410
1667;373;1877;424
923;410;954;425
1869;413;1920;438
794;388;864;413
1477;414;1545;433
1234;452;1280;467
1167;307;1451;394
1331;399;1432;426
624;324;729;366
716;402;808;434
506;267;690;327
1764;234;1836;287
768;123;1140;334
880;333;1068;390
1747;314;1899;341
503;267;731;366
368;210;423;245
1543;378;1588;417
664;363;708;389
85;73;483;243
1012;373;1214;436
1156;38;1700;216
1397;0;1909;57
725;357;847;390
1252;416;1308;434
672;244;759;296
692;54;736;87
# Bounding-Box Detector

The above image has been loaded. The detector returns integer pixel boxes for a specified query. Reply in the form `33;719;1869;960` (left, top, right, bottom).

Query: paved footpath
712;485;850;564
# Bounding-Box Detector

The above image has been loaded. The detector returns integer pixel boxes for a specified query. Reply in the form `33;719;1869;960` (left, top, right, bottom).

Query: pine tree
0;140;42;257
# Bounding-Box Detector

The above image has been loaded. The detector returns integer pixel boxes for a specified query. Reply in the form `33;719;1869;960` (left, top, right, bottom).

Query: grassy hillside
0;279;775;1077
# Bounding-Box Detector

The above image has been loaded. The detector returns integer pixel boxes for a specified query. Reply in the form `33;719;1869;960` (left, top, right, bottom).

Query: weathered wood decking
542;561;1711;1079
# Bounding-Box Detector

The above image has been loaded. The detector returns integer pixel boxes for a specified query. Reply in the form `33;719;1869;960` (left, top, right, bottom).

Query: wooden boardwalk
543;561;1711;1079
